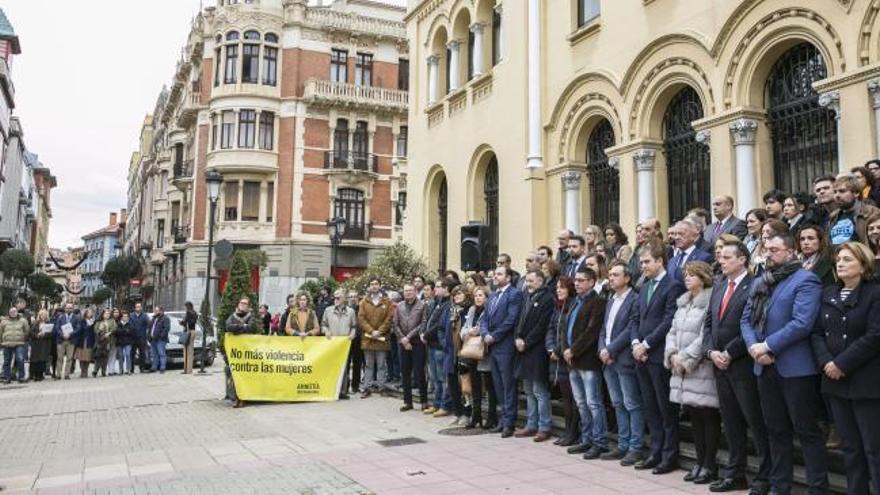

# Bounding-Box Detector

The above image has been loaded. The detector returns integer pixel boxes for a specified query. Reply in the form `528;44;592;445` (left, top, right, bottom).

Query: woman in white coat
665;260;719;485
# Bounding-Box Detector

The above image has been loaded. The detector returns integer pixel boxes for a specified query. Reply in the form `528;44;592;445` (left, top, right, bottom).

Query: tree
216;249;260;354
92;287;114;306
101;255;140;304
299;276;338;306
0;249;36;312
28;272;63;306
343;241;434;294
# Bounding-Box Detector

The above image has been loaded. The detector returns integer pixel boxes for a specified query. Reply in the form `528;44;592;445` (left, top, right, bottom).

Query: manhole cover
437;427;488;436
376;437;425;447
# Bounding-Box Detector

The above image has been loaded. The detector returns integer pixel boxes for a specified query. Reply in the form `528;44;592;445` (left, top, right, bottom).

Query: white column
447;40;461;92
561;171;581;232
695;130;712;201
494;3;504;63
729;118;758;217
819;90;843;169
469;22;485;78
633;149;656;221
868;80;880;157
526;0;542;168
427;55;439;105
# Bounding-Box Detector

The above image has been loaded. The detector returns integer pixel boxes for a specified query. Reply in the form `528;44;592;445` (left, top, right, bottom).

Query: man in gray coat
393;284;426;411
322;289;357;399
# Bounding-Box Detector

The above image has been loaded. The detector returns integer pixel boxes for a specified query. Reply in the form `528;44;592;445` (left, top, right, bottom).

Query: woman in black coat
29;309;54;381
811;241;880;495
547;276;580;446
513;271;556;440
799;225;835;287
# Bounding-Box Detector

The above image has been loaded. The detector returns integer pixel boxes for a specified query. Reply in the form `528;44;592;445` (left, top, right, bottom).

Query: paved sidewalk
0;368;710;494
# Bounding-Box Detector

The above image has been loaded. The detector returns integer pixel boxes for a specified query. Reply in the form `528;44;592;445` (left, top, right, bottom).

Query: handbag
178;330;191;346
458;334;485;360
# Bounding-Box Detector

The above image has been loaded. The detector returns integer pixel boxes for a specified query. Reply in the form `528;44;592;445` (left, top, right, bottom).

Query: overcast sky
3;0;203;249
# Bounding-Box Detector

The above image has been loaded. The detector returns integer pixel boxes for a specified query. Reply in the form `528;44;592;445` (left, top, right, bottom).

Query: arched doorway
438;178;448;272
483;157;498;264
587;119;617;227
663;86;710;223
765;42;837;194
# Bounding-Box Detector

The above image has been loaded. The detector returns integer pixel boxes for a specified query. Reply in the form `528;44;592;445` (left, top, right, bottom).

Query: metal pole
199;199;216;374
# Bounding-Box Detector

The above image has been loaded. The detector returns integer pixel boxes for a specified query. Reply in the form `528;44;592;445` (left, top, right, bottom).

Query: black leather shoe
557;436;578;447
683;465;702;482
399;404;413;412
465;419;482;429
553;437;564;445
634;457;660;470
483;420;498;430
694;469;718;485
566;443;590;455
709;478;749;493
488;425;503;434
652;463;678;475
582;445;608;460
500;428;514;438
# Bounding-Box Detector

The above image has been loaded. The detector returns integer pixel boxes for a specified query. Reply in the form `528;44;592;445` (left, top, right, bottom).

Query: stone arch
720;8;847;108
450;6;473;87
423;13;451;48
859;0;880;66
561;100;620;166
630;64;714;141
423;165;448;271
448;0;475;25
619;32;713;97
466;144;498;221
546;70;621;130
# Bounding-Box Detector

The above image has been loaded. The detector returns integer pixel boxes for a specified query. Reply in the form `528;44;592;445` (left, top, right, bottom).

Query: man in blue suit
480;266;524;438
598;260;644;466
741;232;828;495
667;219;713;282
631;241;685;474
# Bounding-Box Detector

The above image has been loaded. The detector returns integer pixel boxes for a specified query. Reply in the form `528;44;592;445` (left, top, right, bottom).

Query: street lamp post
326;217;347;279
200;169;223;374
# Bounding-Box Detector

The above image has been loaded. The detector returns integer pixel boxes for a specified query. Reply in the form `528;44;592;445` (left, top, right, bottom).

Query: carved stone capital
818;90;841;116
633;149;656;172
608;157;620;170
469;22;485;34
561;171;581;191
729;118;758;146
869;80;880;109
695;129;711;147
426;54;439;65
446;39;461;51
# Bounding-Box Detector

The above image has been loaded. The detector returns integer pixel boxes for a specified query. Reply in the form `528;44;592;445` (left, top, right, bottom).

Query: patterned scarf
748;259;802;334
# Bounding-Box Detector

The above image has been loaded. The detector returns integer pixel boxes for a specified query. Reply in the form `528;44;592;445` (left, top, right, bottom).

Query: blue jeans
523;379;552;432
2;345;26;381
120;345;133;373
150;341;167;371
428;348;447;409
604;366;644;452
570;368;608;447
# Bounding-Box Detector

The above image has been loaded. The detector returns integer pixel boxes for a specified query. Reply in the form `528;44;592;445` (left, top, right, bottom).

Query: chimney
120;208;128;224
109;212;118;226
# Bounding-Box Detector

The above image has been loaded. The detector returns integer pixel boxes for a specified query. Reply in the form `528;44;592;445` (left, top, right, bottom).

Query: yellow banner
225;335;351;402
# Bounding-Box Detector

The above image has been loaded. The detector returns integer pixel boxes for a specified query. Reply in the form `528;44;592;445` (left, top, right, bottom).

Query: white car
163;311;217;367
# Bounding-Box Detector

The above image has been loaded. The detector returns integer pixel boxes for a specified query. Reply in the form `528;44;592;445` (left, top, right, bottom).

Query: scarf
749;259;802;333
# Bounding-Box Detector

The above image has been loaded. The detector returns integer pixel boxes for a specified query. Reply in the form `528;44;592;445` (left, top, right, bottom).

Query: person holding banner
285;292;321;337
225;297;259;408
394;284;427;411
358;278;394;398
322;289;357;399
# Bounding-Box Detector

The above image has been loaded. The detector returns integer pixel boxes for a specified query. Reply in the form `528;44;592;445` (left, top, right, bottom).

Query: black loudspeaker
461;223;491;272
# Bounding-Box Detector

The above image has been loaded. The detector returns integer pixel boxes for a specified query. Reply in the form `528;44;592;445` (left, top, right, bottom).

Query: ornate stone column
729;118;758;217
561;171;581;233
526;0;542;168
868;80;880;157
427;55;439;105
469;23;485;78
633;149;656;221
819;90;843;169
447;40;461;92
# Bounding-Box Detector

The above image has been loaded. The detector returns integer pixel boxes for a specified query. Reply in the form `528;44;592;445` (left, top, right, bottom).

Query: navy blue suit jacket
635;274;685;364
598;290;640;373
480;285;524;355
667;247;713;282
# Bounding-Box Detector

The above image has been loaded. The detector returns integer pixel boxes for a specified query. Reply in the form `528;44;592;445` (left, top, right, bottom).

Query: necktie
719;281;736;319
646;279;658;304
713;221;722;235
490;291;502;312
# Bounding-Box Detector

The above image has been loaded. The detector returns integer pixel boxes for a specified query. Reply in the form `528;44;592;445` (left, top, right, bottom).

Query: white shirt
605;288;632;346
680;245;696;265
787;214;803;230
594;279;608;295
634;271;666;349
727;270;748;291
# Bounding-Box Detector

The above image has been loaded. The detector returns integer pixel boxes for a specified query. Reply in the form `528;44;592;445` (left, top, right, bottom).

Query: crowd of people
4;166;880;494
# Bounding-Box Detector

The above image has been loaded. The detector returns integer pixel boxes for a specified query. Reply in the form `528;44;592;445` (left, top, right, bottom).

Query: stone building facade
403;0;880;271
127;0;409;312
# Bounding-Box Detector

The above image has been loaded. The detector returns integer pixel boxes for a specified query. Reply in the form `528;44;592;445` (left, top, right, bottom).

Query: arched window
663;86;710;223
587;119;617;227
334;188;366;241
264;33;279;44
244;30;260;41
438;179;448;272
226;31;240;42
484;157;499;264
766;42;837;194
224;32;239;83
263;33;278;86
214;35;222;87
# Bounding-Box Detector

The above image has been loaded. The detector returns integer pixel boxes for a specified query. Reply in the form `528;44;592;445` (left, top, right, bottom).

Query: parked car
163;311;217;367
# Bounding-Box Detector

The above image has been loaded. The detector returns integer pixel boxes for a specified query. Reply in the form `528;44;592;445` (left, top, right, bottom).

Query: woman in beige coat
665;261;719;485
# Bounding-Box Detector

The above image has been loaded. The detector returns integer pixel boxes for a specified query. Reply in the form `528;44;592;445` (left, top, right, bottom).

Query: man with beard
828;174;880;245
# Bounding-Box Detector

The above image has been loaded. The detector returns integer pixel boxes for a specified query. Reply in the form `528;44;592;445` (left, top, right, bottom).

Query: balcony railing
173;226;190;245
340;222;372;241
304;8;406;41
324;151;378;173
173;159;193;179
303;79;408;114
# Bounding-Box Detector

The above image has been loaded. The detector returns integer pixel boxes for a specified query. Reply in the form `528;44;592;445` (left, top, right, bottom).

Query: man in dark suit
703;239;770;494
556;229;573;267
598;260;644;466
565;235;588;278
480;266;524;438
741;232;828;494
706;195;748;246
668;219;713;282
148;305;171;373
631;241;685;474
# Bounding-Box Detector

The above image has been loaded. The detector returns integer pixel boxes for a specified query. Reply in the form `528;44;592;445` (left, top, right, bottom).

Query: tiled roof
0;8;21;54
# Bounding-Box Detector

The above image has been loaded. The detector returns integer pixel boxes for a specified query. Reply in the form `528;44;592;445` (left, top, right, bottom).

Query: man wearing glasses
225;297;258;408
321;289;358;399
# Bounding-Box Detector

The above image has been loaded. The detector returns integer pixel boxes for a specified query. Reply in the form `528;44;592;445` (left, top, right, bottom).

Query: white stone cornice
633;149;656;172
818;90;841;116
695;130;711;147
561;171;581;190
729;118;758;146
